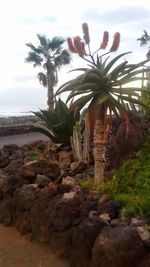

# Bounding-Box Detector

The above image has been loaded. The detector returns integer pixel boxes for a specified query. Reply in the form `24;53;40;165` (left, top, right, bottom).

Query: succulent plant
32;99;80;147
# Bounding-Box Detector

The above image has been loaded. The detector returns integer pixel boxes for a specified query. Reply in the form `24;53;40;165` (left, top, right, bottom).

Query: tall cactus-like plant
70;121;89;163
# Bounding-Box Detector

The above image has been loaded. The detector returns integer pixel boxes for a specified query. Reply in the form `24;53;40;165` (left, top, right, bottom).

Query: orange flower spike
110;32;120;52
67;38;77;53
100;31;109;49
103;109;107;144
73;36;86;57
82;22;90;45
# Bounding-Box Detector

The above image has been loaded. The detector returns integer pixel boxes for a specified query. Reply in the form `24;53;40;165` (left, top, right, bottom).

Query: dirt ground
0;224;68;267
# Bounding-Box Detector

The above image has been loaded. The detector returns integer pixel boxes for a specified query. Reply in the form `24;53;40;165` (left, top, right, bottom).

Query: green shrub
26;149;39;160
79;178;95;191
101;132;150;217
79;132;150;217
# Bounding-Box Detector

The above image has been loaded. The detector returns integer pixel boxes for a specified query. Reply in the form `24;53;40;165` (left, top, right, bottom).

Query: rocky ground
0;135;149;267
0;112;149;267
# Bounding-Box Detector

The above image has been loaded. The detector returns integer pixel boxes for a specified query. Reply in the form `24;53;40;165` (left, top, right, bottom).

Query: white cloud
0;0;149;110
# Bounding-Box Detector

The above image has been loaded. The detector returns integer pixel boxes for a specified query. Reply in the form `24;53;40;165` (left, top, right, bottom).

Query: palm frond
137;30;150;46
48;37;65;50
55;50;71;67
37;34;49;47
38;72;47;87
26;43;42;53
25;52;43;66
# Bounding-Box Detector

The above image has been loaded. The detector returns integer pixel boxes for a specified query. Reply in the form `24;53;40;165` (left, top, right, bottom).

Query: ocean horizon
0;105;48;117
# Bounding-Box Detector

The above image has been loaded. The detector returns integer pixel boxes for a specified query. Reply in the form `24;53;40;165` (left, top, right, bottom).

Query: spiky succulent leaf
31;124;58;143
32;100;79;146
104;52;132;73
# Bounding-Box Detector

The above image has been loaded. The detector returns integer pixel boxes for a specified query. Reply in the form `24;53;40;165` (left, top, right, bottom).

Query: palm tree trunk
93;119;106;184
47;70;54;111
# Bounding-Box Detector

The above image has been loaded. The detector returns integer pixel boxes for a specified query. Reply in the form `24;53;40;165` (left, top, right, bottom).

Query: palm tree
137;30;150;59
56;23;150;184
137;30;150;112
25;34;71;111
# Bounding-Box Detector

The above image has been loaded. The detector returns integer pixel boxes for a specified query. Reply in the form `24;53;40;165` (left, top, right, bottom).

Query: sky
0;0;150;110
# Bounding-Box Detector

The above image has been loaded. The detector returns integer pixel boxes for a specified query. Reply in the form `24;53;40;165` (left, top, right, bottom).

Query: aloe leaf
116;77;148;86
55;75;83;95
110;61;128;79
31;124;59;143
69;68;89;72
118;59;150;78
101;56;110;69
81;72;102;83
97;94;110;105
120;68;150;81
67;90;91;103
110;105;120;117
110;95;127;115
117;94;145;107
69;92;95;110
113;90;140;97
75;82;99;92
104;52;132;73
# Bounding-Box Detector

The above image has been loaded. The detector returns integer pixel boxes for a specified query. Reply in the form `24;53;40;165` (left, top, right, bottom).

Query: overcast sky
0;0;150;108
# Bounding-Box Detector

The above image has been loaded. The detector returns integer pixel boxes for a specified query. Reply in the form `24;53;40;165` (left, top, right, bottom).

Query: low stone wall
0;116;41;136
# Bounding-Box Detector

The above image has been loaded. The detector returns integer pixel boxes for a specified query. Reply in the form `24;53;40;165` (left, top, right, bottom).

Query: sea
0;105;48;117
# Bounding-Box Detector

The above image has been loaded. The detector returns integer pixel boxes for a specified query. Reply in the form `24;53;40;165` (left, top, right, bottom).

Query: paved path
0;133;49;149
0;224;68;267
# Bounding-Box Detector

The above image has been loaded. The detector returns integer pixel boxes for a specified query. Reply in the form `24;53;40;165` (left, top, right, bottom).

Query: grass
26;149;40;160
80;131;150;217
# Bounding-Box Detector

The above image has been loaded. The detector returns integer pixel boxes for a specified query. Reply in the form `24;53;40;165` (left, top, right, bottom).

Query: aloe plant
56;23;150;183
32;99;80;147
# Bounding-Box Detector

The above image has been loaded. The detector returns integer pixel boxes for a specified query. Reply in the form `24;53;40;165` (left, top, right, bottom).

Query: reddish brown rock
35;174;51;187
137;253;150;267
3;159;23;174
1;175;28;195
50;227;75;257
80;194;99;218
17;159;60;182
98;200;122;219
2;144;20;155
30;186;84;242
13;184;37;234
0;196;16;225
59;150;72;171
17;160;37;181
0;150;9;168
91;225;145;267
106;112;146;176
70;217;107;267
